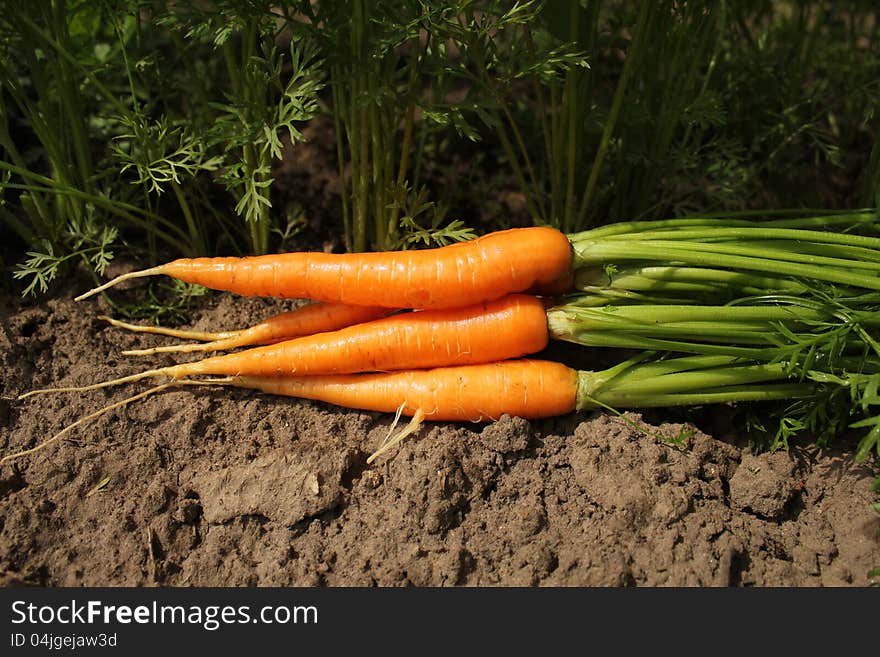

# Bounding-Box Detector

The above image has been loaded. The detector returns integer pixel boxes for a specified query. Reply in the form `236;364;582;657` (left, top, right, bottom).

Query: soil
1;275;878;587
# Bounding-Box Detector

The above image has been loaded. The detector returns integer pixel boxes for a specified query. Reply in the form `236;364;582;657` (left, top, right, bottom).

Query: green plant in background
596;0;880;218
110;114;221;258
304;0;401;252
1;0;326;299
11;208;117;296
0;0;236;295
424;0;590;231
295;0;472;252
159;0;323;256
445;0;727;232
0;0;183;294
3;0;880;285
0;0;100;248
214;15;323;256
721;1;880;211
438;1;880;230
600;0;726;221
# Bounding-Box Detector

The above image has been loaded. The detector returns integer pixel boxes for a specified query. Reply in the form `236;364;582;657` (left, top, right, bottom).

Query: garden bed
1;280;877;586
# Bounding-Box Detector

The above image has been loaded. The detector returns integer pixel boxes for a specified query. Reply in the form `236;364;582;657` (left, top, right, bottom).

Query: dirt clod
729;451;798;519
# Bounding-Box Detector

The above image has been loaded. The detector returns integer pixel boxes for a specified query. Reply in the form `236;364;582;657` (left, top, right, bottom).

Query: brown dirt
1;275;878;587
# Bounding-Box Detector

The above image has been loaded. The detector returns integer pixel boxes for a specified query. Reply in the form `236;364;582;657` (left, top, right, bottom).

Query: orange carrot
101;302;394;355
22;294;551;395
5;361;576;465
75;227;574;309
230;359;579;422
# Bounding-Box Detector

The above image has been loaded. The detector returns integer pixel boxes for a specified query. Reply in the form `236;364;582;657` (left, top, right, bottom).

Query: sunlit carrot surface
232;359;580;422
76;227;574;309
228;355;810;421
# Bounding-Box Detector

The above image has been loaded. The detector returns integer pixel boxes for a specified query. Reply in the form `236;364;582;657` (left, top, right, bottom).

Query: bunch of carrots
8;210;880;465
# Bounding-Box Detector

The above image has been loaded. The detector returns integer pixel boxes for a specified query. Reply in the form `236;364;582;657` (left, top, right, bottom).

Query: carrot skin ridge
158;227;573;309
230;359;579;422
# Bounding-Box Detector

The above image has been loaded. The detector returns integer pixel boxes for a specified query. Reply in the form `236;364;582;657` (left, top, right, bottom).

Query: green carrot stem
575;355;816;410
556;330;779;359
565;289;707;306
553;303;826;323
569;211;877;240
596;226;880;249
575;266;809;295
603;362;794;395
578;238;880;274
577;384;816;410
727;240;880;264
571;240;880;291
600;354;751;381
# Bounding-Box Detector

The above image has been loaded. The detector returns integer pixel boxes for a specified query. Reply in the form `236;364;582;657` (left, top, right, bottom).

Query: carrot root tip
121;346;180;356
75;266;164;302
367;406;426;464
2;381;175;467
3;377;237;467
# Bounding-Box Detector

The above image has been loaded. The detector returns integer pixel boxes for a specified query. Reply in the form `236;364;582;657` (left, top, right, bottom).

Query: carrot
225;355;811;422
3;362;576;466
231;359;579;422
21;294;551;395
100;302;394;355
5;355;816;467
74;227;574;309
